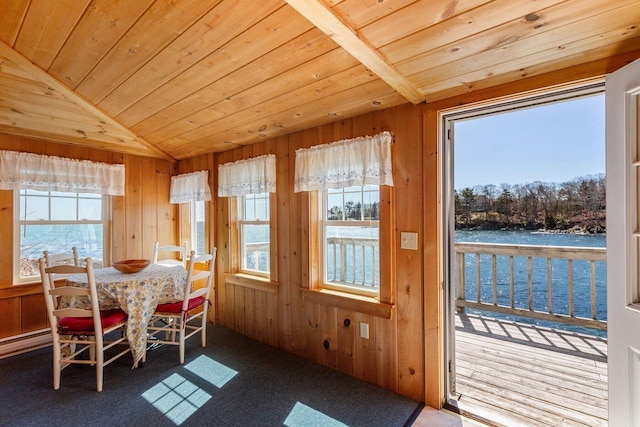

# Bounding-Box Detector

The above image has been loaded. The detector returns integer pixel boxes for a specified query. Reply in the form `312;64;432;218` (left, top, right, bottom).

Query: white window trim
13;189;111;284
237;193;271;278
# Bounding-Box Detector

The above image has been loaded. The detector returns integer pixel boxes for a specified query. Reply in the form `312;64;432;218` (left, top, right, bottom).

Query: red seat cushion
58;309;127;334
155;296;206;314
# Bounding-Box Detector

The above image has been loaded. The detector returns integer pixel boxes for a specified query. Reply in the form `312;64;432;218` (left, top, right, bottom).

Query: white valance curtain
169;170;212;204
294;130;394;193
218;154;276;197
0;150;125;195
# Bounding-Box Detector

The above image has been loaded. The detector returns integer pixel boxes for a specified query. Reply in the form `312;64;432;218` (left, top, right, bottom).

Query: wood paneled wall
183;104;426;402
0;134;178;341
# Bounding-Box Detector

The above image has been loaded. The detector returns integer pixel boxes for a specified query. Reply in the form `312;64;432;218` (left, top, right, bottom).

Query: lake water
455;230;607;337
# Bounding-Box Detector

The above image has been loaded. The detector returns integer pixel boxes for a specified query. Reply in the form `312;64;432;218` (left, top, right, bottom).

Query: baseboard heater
0;329;51;359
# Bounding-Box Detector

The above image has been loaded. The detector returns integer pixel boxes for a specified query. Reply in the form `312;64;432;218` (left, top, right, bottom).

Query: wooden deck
453;313;608;427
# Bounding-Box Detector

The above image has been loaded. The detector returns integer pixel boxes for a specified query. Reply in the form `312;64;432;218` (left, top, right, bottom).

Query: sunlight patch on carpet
142;373;211;425
185;354;238;388
284;402;349;427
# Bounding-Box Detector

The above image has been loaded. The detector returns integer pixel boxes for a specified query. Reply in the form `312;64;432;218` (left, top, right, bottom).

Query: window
294;131;393;307
191;200;206;255
239;193;270;276
15;189;109;282
170;170;212;256
218;154;276;280
323;186;379;296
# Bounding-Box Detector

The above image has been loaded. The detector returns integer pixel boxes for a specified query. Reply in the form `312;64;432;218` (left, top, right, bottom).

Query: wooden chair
43;247;79;267
146;248;216;364
38;257;130;392
152;241;188;267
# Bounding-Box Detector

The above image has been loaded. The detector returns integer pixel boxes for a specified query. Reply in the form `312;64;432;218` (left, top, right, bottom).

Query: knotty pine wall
0;134;179;345
182;103;428;403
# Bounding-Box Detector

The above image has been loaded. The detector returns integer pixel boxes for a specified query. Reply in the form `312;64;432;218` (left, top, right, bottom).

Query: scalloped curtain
218;154;276;197
169;170;212;204
0;150;125;195
294;131;394;193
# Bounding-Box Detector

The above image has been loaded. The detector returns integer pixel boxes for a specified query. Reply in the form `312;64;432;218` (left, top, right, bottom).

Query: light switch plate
400;232;418;250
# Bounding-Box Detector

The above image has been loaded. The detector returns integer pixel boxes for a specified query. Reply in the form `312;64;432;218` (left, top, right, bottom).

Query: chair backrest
38;257;103;337
43;247;79;267
152;241;188;267
42;248;80;296
182;248;217;309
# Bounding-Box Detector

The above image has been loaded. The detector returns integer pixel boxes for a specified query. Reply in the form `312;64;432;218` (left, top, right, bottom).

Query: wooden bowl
112;259;150;274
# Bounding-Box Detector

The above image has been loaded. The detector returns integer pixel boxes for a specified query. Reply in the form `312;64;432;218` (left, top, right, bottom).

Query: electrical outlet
401;232;418;250
359;322;369;339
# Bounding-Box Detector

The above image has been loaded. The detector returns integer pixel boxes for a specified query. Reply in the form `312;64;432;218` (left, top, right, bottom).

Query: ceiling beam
0;41;175;161
285;0;425;105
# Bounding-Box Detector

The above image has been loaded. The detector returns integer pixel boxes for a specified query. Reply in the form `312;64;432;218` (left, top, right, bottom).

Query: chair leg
53;341;61;390
179;320;185;364
169;318;177;342
201;318;207;347
95;339;104;392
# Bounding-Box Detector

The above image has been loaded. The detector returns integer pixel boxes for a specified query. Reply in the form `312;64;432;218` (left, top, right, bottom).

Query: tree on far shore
454;174;605;233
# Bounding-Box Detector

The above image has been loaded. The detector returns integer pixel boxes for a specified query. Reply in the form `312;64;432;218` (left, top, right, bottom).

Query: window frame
13;189;111;284
229;192;277;282
304;184;394;318
238;192;271;278
178;199;207;257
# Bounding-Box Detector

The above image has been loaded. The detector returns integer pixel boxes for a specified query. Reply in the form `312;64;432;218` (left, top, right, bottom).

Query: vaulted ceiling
1;0;639;161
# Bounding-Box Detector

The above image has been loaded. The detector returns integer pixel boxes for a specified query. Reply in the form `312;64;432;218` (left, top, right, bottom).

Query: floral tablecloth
61;263;187;367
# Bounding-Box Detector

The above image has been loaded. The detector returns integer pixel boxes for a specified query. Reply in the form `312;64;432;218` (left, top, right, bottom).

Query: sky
454;93;605;190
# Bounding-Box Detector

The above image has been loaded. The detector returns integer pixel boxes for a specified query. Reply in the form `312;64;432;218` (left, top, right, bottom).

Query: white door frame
440;80;606;413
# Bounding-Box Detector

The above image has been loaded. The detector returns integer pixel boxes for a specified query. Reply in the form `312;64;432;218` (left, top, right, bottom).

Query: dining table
60;263;187;367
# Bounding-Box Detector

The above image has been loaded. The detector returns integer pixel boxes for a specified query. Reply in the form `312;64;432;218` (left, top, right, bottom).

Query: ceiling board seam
388;0;634;68
358;0;494;49
113;3;299;126
67;0;158;91
7;0;31;48
123;27;339;137
43;0;93;73
86;0;222;105
407;19;640;92
120;27;326;130
159;75;400;154
143;58;367;147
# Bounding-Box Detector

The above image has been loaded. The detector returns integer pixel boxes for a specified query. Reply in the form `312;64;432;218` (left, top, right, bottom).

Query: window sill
0;283;43;299
224;273;278;294
301;288;394;319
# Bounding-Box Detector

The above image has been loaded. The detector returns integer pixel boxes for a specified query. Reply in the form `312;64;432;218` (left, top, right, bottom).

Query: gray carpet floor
0;325;421;427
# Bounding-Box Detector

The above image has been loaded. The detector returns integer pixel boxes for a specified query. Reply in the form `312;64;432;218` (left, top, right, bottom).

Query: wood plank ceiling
1;0;639;160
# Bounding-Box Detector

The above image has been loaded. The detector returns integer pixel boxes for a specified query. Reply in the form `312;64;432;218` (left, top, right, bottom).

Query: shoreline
455;224;605;235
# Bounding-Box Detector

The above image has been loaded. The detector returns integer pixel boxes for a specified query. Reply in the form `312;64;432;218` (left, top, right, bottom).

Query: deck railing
455;242;607;330
326;236;378;289
246;237;379;289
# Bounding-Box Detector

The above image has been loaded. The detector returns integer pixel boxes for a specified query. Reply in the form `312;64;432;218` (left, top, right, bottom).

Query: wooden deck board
454;313;608;427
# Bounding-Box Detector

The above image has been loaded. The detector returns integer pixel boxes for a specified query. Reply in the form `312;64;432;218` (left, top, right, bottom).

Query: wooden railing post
456;251;466;313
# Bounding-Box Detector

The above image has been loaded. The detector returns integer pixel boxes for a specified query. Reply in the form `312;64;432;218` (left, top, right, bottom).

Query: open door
606;57;640;426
